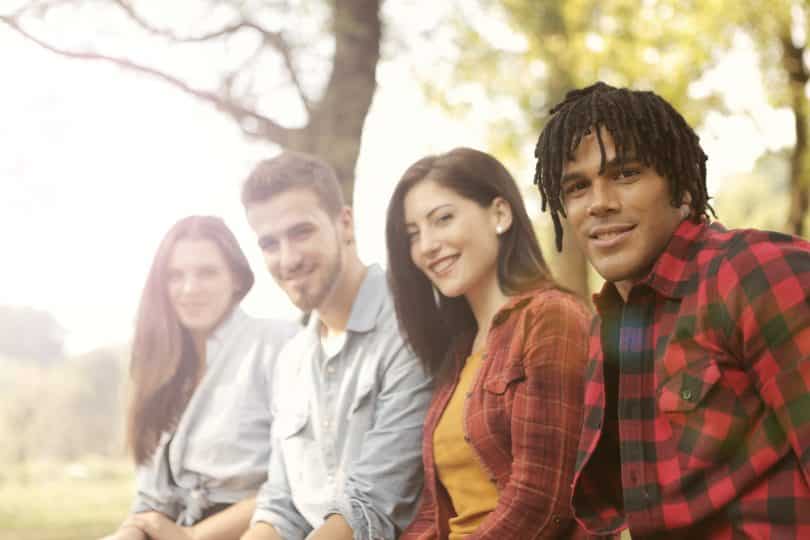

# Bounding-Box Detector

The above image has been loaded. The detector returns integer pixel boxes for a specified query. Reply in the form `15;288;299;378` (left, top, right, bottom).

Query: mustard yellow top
433;351;499;539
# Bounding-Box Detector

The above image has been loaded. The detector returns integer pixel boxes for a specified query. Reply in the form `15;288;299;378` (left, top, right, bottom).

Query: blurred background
1;1;808;538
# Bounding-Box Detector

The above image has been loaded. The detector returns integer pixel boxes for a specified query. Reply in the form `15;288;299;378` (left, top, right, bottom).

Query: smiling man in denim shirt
239;151;432;540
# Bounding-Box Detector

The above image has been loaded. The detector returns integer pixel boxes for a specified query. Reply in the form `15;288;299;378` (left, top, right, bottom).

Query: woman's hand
122;511;195;540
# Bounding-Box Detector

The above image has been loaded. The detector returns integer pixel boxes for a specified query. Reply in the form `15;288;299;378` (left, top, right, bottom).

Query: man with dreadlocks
534;81;810;537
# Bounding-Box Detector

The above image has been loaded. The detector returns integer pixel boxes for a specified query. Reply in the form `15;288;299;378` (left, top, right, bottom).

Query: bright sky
0;9;794;355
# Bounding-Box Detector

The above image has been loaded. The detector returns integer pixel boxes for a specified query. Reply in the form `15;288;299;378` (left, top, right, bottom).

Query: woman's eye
436;213;453;225
406;230;419;244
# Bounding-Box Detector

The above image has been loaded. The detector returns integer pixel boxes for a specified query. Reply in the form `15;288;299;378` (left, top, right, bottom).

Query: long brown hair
127;216;254;464
386;147;555;377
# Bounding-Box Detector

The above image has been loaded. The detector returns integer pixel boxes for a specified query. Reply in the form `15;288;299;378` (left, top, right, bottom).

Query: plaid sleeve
469;292;590;539
718;234;810;484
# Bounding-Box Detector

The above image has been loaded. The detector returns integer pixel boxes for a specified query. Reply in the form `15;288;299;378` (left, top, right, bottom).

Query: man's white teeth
596;231;622;240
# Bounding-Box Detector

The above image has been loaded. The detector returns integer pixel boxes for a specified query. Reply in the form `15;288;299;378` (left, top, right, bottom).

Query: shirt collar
209;306;245;344
491;282;554;327
307;264;386;335
593;218;710;310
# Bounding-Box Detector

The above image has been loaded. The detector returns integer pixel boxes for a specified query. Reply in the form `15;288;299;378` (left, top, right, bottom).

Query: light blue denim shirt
132;308;297;524
252;265;433;540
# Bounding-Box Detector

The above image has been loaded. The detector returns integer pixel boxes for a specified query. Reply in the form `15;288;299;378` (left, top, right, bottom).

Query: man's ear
491;197;513;235
679;191;693;219
338;206;356;245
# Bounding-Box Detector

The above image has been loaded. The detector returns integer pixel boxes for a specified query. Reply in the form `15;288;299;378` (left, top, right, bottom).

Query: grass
0;457;134;540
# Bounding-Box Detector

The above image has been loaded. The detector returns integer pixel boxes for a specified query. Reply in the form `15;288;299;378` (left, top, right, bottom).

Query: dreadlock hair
533;81;714;250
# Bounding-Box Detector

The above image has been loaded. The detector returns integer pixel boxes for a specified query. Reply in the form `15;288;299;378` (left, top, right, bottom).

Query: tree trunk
781;32;810;237
288;0;381;206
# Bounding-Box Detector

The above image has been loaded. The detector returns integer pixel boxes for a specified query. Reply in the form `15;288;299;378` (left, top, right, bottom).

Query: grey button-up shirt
132;308;296;525
252;265;433;540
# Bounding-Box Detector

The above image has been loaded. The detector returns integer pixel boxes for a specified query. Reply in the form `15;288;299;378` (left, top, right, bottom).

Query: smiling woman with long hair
386;148;591;539
101;216;295;540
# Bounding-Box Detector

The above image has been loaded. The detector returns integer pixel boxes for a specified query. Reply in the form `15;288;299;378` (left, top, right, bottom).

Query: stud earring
495;225;503;235
680;205;690;219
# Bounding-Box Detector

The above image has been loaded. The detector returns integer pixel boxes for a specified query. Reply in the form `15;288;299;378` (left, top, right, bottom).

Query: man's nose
587;179;620;217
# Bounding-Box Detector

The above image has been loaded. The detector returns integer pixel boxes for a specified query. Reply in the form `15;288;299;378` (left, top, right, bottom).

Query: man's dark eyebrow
561;171;586;185
562;155;643;184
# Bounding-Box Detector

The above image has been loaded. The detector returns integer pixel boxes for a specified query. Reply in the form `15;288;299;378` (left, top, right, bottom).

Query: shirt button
463;435;471;442
681;389;693;401
327;365;336;374
465;392;472;399
552;515;561;525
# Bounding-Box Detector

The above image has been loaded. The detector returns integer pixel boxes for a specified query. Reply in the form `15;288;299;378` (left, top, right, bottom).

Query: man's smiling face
561;127;685;299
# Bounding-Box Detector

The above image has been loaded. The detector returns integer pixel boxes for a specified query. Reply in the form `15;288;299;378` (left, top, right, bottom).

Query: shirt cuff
251;509;301;539
131;495;177;519
327;497;382;540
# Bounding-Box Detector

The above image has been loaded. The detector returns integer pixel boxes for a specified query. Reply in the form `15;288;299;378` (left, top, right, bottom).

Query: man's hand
122;511;194;540
240;521;282;540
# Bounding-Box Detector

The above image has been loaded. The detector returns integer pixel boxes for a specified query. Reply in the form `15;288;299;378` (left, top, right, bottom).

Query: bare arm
188;497;256;540
306;514;354;540
239;521;283;540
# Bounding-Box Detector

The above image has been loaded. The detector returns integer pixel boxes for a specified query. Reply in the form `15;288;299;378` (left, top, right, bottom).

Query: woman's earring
495;225;504;235
680;205;690;219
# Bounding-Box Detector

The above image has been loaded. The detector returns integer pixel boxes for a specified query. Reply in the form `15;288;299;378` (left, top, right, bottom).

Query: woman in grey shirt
101;216;295;540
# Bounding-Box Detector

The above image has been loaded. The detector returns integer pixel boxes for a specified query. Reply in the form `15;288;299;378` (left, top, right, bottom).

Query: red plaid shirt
400;286;592;539
572;219;810;538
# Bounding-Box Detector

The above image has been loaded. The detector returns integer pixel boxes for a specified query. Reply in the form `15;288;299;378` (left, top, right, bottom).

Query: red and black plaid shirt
572;219;810;538
401;286;592;539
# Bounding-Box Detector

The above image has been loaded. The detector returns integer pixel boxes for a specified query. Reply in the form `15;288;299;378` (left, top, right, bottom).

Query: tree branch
109;0;312;114
0;13;293;145
263;31;313;115
111;0;256;43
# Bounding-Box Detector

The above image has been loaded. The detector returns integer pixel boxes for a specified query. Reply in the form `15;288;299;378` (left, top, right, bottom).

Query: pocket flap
347;380;375;419
275;403;309;439
658;360;721;412
483;364;526;395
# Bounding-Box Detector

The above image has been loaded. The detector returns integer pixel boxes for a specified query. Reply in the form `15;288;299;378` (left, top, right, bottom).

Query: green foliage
0;347;127;464
0;458;133;539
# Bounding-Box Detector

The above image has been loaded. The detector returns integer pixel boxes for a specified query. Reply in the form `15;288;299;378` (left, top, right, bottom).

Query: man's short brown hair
241;151;344;216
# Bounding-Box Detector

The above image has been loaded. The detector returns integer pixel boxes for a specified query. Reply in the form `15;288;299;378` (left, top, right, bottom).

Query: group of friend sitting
102;82;810;540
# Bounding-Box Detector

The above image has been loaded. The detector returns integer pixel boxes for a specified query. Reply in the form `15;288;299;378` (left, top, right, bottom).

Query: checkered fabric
402;286;594;539
572;219;810;538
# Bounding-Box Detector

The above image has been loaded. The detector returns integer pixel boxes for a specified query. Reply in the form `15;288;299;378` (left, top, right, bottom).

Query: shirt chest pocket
275;402;310;440
483;364;526;395
657;358;746;468
346;378;376;424
657;359;721;413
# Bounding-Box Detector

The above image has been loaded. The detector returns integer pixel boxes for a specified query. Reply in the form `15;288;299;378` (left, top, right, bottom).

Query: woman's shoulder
519;285;592;325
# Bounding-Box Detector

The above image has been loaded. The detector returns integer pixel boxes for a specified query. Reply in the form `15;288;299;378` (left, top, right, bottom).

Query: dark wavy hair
534;81;715;250
127;216;254;464
386;147;555;377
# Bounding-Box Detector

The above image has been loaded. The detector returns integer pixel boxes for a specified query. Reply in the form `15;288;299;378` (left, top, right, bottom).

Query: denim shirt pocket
276;402;309;439
483;363;526;395
347;375;377;420
657;359;721;412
